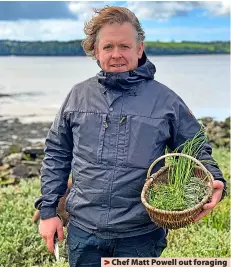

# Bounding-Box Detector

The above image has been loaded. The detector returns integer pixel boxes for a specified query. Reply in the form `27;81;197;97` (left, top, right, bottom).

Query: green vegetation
145;41;230;55
0;148;229;266
148;130;212;211
162;147;230;257
0;40;229;56
0;178;69;267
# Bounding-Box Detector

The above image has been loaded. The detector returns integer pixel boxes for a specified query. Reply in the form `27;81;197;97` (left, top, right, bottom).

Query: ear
94;45;99;60
138;42;144;59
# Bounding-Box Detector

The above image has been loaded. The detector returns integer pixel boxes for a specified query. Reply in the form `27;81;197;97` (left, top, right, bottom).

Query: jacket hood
97;52;156;90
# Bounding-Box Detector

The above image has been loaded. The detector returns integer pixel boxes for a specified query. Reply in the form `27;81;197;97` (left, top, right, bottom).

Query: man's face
95;22;144;72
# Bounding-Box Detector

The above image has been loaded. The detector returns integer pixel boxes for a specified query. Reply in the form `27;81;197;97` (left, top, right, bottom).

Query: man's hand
194;180;224;222
39;216;64;253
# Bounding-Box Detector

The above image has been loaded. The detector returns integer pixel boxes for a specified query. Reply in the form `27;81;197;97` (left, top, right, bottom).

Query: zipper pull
120;116;127;124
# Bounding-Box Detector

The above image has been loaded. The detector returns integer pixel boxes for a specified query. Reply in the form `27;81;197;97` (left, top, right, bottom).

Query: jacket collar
97;52;156;91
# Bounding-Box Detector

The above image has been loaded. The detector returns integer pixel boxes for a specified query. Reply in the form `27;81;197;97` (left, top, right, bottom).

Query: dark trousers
67;223;167;267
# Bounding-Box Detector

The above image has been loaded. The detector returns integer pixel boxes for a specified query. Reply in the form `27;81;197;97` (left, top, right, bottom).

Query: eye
121;45;129;49
103;45;112;50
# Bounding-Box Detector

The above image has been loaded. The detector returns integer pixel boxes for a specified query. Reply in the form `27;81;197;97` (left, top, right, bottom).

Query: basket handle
147;153;213;181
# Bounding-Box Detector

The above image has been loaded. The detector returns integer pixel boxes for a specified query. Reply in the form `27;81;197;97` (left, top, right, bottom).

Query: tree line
0;40;229;56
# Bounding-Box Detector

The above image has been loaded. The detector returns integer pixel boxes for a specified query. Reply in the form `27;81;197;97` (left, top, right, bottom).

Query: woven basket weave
141;153;214;229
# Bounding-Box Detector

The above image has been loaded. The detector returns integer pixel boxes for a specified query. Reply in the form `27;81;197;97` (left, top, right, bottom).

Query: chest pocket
125;116;168;169
71;112;107;164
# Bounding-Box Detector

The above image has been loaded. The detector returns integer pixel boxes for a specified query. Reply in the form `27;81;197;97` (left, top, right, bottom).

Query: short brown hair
81;6;145;59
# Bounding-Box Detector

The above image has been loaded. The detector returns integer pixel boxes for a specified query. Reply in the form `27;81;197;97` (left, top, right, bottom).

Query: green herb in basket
148;128;212;211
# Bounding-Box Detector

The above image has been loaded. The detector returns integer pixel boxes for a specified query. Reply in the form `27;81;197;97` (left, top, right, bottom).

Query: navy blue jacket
35;53;225;238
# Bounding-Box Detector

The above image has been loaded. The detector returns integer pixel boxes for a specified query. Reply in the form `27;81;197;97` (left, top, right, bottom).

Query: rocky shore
0;116;230;186
0;118;52;185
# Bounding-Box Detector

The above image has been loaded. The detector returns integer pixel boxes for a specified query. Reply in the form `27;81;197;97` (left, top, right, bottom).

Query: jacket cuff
40;207;57;220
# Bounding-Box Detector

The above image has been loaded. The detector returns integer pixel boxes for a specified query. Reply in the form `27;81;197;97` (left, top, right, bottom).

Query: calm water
0;55;230;123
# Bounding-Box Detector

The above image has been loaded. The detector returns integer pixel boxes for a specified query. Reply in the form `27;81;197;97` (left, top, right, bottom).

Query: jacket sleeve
34;91;73;219
167;95;226;190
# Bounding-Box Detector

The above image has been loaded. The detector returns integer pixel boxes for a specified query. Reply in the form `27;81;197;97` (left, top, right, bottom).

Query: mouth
110;64;126;68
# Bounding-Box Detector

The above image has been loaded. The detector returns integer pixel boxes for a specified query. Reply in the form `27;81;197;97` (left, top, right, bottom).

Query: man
35;6;226;266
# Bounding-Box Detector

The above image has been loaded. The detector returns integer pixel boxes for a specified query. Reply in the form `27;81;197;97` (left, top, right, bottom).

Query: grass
0;147;230;266
148;176;209;211
0;178;69;267
162;147;230;257
148;129;213;211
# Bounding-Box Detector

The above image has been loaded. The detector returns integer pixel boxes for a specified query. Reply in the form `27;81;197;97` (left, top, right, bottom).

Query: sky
0;1;230;42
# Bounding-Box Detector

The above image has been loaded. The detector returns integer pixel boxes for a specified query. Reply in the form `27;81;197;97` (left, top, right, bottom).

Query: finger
203;190;223;209
194;209;211;222
46;235;55;253
57;227;64;241
203;199;217;210
212;180;225;190
204;202;217;210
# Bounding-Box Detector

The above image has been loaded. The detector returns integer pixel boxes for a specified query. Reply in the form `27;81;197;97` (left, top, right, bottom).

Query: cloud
68;1;109;22
67;1;230;22
126;1;230;21
0;18;228;42
67;1;197;22
0;1;229;41
0;20;84;41
199;1;231;16
0;1;76;20
0;1;229;23
126;2;195;21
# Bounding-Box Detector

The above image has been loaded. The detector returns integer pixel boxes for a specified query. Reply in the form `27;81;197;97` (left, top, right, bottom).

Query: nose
111;48;122;59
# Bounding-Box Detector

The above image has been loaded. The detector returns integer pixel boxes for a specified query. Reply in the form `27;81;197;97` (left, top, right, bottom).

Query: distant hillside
0;40;230;56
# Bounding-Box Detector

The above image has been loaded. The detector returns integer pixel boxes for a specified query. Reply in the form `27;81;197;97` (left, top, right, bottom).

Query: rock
199;117;214;125
21;160;42;166
11;164;29;178
28;166;40;177
9;163;40;179
199;116;230;148
6;144;22;155
0;170;11;179
2;153;23;167
0;119;51;148
22;146;44;159
0;93;11;97
0;164;10;171
0;142;15;165
21;160;41;177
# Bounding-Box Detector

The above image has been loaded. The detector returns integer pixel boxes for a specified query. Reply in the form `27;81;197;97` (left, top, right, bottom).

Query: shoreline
0;106;230;124
0;116;229;183
0;115;229;149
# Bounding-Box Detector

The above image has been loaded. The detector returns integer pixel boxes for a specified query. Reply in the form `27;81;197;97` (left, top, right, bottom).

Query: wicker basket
141;153;214;229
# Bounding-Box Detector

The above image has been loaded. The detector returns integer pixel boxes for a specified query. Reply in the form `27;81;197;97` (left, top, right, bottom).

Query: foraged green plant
148;128;213;211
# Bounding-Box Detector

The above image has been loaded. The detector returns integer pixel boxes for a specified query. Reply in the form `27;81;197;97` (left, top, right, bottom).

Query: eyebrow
102;42;131;46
